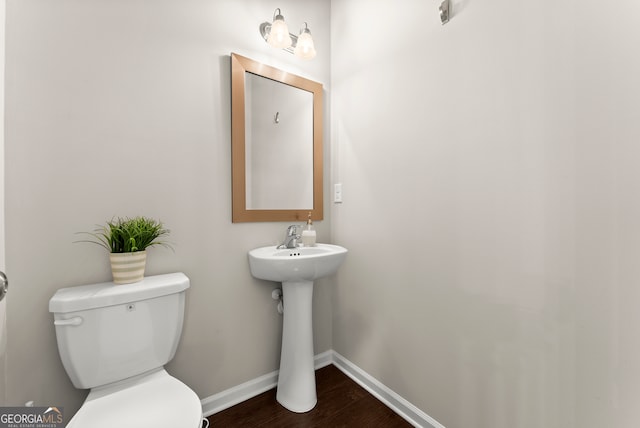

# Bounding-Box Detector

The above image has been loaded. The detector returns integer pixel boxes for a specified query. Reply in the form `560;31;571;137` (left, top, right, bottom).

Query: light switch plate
334;183;343;203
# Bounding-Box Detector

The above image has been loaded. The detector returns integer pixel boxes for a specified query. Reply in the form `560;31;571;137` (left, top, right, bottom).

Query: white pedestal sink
248;243;348;412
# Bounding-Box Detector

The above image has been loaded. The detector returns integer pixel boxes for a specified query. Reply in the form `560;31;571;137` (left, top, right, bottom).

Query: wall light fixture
259;9;317;60
439;0;451;25
266;8;291;49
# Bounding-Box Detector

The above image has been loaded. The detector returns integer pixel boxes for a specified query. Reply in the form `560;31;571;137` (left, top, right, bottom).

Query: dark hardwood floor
205;365;412;427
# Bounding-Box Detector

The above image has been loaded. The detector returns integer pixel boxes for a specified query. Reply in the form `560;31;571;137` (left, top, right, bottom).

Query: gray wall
331;0;640;427
4;0;331;415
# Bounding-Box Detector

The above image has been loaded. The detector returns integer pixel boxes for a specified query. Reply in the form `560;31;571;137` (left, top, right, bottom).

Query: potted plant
77;216;172;284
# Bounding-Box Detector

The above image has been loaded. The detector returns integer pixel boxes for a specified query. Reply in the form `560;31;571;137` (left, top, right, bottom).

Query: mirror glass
245;73;313;210
231;53;323;222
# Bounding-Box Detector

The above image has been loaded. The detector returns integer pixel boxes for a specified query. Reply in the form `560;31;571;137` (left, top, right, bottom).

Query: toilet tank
49;272;190;390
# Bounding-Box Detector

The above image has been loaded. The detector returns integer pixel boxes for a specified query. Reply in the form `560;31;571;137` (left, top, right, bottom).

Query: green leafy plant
76;216;172;253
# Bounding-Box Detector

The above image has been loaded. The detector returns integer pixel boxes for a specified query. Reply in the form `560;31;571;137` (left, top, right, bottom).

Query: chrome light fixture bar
259;8;317;60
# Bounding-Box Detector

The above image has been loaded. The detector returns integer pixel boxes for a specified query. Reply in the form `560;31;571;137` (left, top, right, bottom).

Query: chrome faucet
278;225;300;249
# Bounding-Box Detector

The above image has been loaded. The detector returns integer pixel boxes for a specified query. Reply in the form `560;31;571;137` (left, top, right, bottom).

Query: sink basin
248;243;348;283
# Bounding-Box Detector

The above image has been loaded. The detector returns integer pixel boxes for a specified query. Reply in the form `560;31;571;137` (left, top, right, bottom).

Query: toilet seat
67;368;202;428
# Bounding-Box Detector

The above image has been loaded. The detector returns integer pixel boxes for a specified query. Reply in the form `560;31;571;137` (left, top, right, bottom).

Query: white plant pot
109;251;147;284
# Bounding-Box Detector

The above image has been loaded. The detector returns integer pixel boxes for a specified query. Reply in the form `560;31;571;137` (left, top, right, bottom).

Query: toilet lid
67;369;202;428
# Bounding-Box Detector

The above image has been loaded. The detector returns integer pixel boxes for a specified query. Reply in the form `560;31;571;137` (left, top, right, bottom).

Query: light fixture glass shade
294;28;316;60
267;14;292;49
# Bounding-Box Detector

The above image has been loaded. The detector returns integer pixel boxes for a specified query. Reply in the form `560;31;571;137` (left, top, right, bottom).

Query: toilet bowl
67;369;201;428
49;272;202;427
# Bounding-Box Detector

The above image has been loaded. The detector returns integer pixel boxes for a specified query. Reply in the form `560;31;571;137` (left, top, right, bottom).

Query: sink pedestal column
277;280;316;413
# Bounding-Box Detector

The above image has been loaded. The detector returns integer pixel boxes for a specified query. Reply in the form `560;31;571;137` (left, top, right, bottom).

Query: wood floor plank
206;365;412;427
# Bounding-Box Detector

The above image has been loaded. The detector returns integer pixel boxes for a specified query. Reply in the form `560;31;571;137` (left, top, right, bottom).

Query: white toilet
49;272;204;428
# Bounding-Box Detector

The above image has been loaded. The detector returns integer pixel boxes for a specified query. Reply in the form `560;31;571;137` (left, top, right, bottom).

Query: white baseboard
201;350;445;428
313;349;333;369
200;368;277;417
331;351;445;428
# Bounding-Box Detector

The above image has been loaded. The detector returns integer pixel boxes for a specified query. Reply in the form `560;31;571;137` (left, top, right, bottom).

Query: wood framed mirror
231;53;323;223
